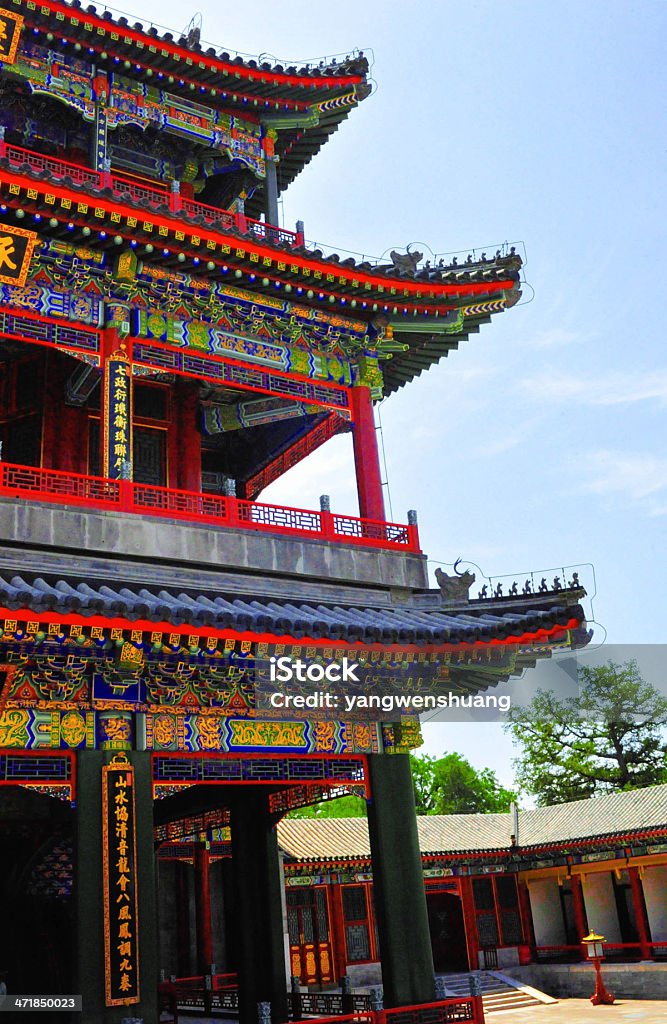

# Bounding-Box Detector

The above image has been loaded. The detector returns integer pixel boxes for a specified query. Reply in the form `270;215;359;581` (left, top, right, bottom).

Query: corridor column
195;842;214;974
571;874;588;958
351;384;385;522
176;862;194;977
230;791;288;1024
628;867;653;960
366;754;435;1007
262;129;280;227
174;381;202;492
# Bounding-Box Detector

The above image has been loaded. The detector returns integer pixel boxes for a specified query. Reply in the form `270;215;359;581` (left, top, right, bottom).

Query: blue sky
126;0;666;787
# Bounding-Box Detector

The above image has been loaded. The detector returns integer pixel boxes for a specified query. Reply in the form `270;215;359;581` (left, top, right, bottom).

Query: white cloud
475;430;523;457
262;437;357;510
518;367;667;406
575;450;667;513
529;328;582;349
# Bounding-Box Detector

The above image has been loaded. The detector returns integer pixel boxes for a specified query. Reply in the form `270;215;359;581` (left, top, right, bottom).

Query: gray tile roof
277;783;667;860
517;784;667;847
0;573;584;646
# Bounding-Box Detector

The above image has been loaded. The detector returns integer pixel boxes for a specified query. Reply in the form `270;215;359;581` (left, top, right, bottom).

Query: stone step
484;994;541;1007
437;969;555;1014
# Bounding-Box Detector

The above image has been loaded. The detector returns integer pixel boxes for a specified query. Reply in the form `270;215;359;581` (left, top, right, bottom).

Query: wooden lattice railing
0;141;302;247
0;462;420;552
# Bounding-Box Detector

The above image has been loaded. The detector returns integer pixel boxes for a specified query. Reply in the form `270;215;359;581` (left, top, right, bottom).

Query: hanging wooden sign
102;346;132;479
0;9;23;65
0;224;38;286
102;753;140;1006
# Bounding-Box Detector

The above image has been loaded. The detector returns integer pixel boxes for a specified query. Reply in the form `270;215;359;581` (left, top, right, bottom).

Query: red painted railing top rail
292;1000;483;1024
1;142;301;247
0;462;420;552
170;972;237;990
287;1015;374;1024
384;997;479;1023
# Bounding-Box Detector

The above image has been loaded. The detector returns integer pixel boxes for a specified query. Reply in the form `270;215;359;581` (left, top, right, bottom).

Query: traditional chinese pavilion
277;784;667;990
0;2;590;1022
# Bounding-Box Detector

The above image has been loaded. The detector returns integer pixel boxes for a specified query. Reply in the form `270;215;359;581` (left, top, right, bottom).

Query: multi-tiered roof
0;1;586;757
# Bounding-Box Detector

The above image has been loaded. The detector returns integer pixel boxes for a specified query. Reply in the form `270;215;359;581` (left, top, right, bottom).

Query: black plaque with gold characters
102;753;140;1007
102;347;132;479
0;223;38;286
0;8;23;64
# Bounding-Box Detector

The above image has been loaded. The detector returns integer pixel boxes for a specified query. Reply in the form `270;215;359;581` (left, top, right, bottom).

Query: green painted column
75;750;159;1023
366;753;435;1007
230;791;288;1024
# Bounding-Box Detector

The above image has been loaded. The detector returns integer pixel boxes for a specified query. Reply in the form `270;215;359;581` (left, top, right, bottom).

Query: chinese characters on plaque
102;754;140;1006
0;9;23;65
0;224;38;286
103;352;132;478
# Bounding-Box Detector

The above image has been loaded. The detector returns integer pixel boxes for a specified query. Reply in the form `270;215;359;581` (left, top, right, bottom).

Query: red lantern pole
590;954;615;1006
582;931;615;1006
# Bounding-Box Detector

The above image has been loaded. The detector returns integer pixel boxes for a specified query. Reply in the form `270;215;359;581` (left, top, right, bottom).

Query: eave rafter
12;0;367;100
0;168;516;314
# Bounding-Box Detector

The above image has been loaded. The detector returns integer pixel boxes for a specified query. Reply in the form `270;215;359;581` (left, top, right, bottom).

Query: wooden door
287;887;334;986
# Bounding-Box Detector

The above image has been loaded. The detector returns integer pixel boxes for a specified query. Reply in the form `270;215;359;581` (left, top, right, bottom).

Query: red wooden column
195;843;214;974
350;385;385;522
628;867;653;960
329;882;348;981
41;353;61;470
570;874;588;959
174;380;202;492
517;880;537;961
176;861;192;977
42;354;87;474
459;875;480;971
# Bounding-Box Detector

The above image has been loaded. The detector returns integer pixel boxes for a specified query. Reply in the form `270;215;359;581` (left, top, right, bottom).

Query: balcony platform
0;491;427;594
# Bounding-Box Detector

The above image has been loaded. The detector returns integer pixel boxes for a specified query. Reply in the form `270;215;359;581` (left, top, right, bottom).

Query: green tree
287;794;367;819
410;751;516;814
506;659;667;805
288;752;515;819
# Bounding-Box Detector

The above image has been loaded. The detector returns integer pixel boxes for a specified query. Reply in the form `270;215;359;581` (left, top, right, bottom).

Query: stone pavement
175;1006;667;1024
486;999;667;1022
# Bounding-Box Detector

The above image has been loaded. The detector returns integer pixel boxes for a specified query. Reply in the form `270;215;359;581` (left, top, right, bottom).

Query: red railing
157;987;483;1024
0;141;303;247
160;973;238;1016
0;462;420;552
286;1003;480;1024
383;997;481;1024
536;941;667;961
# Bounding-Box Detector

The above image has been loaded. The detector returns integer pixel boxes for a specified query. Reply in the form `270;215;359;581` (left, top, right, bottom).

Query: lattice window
0;310;101;356
500;909;523;945
496;875;519;909
343;884;372;962
472;878;494;911
476;913;499;948
133;342;350;411
315;887;329;942
287;907;301;945
345;924;371;962
343;885;367;921
152;755;365;786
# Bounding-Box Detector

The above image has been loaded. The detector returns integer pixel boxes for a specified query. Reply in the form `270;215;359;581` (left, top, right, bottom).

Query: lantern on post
582;931;615;1005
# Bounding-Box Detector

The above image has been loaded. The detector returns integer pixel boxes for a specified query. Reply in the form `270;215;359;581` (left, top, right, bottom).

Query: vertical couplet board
102;752;140;1006
103;343;133;479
